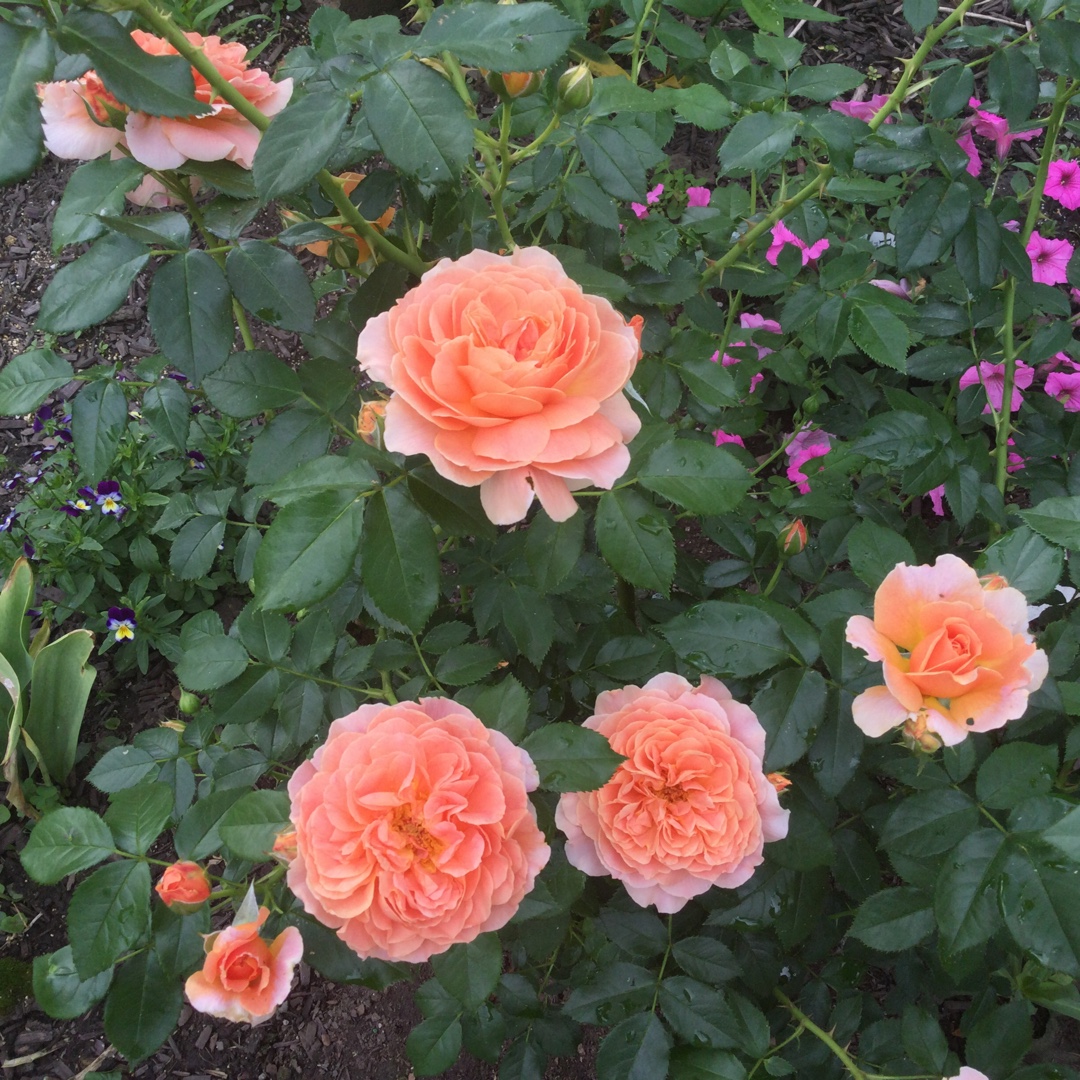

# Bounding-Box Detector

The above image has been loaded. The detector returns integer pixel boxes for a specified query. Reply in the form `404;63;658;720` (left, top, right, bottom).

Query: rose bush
287;698;550;962
845;555;1048;746
356;247;644;524
556;674;789;912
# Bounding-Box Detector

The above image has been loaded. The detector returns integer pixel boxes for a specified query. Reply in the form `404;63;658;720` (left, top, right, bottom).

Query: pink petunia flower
959;360;1034;413
1008;437;1025;473
1026;231;1074;286
1045;159;1080;212
869;278;911;299
1046;370;1080;411
956;131;982;177
829;93;894;123
1002;219;1020;232
785;428;832;494
966;97;1041;161
631;202;649;220
646;183;664;204
714;429;746;448
928;485;946;516
716;313;780;394
686;186;711;208
766;221;829;267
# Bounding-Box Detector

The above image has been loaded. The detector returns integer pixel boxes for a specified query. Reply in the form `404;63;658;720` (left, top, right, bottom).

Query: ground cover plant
1;0;1080;1075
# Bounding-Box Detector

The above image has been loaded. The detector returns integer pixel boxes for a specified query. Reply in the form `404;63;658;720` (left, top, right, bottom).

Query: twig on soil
939;5;1026;27
787;0;824;38
73;1045;118;1079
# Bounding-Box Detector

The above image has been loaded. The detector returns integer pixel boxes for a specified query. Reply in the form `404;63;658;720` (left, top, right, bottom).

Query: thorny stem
775;990;869;1080
131;0;430;278
630;0;659;84
702;0;979;283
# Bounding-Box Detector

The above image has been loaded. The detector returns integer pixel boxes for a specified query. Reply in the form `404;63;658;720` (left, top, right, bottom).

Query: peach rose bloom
555;673;789;914
155;860;211;909
37;72;126;160
356;247;644;525
846;555;1047;747
287;698;550;963
185;907;303;1025
946;1071;991;1080
123;31;293;170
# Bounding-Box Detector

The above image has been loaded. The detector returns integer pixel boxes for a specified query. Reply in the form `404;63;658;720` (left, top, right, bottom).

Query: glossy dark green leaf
226;240;315;332
718;111;799;175
595;488;675;595
170;515;226;580
988;48;1038;126
69;860;151;979
522;722;624;793
849;887;934;952
245;406;331;485
846;520;916;590
141;378;191;452
148;251;233;385
894;179;971;272
752;668;826;771
105;783;173;855
218;789;290;862
103;950;183;1065
934;829;1005;956
174;634;249;691
52;157;144;250
55;10;207;117
596;1012;672;1080
38;234;150;333
564;963;655;1024
786;63;864;101
1019;496;1080;549
432;934;503;1009
255;489;365;612
416;2;579;71
0;349;75;415
662;601;788;676
639;439;752;515
848;304;909;372
202;350;302;418
364;60;474;185
880;788;978;857
577;120;647;202
21;808;114;885
87;746;158;793
33;946;113;1020
0;23;53;185
953;206;1001;298
253;92;351;202
1040;19;1080;78
173;787;246;860
902;0;936;30
407;1014;463;1077
976;742;1058;809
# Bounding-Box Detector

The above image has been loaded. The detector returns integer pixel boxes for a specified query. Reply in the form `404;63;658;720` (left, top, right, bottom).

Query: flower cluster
37;31;292;171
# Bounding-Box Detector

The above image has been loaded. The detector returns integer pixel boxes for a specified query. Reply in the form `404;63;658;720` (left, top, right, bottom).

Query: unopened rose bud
556;64;593;113
779;519;807;556
178;691;202;715
902;711;942;753
270;829;298;865
357;400;387;448
155;861;211;912
488;70;545;101
766;772;792;794
979;572;1009;591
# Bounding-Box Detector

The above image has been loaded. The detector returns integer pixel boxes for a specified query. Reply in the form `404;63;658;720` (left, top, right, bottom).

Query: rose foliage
3;0;1080;1076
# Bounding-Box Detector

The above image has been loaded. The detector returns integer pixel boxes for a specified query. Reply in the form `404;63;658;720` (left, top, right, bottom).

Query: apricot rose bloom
155;860;211;910
184;907;302;1026
555;674;789;914
946;1071;990;1080
287;698;550;963
845;555;1047;747
356;248;644;525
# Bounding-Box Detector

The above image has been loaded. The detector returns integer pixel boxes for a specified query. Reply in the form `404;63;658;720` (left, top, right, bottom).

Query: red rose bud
779;519;807;556
155;861;211;912
556;64;593;113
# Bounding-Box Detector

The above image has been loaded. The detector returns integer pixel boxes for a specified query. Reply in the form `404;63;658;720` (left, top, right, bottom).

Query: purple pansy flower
106;606;137;642
95;480;123;515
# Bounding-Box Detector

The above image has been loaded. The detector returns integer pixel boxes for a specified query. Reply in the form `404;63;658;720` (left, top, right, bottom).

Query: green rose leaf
32;945;113;1020
69;859;152;979
0;23;53;185
522;722;624;793
21;807;115;885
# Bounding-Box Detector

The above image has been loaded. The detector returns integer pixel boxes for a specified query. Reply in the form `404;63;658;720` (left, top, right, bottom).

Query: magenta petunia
966;97;1040;161
630;202;649;220
956;131;981;177
1026;231;1074;286
829;93;893;123
785;428;832;494
958;360;1034;413
1045;159;1080;212
646;183;664;205
713;429;746;448
1046;370;1080;411
686;186;711;208
766;221;829;267
927;485;946;517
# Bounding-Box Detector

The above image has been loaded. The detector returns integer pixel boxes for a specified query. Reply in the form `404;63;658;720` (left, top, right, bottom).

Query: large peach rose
184;907;302;1026
37;72;126;160
555;673;789;914
286;698;550;963
845;555;1047;746
356;247;644;525
124;31;292;170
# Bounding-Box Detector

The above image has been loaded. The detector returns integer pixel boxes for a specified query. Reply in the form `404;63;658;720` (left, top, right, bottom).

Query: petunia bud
556;64;593;113
779;519;807;556
155;861;211;912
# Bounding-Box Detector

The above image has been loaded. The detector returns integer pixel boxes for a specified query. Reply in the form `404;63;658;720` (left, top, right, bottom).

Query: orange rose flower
154;860;211;911
555;674;789;914
356;247;644;524
124;31;292;170
185;907;303;1026
845;555;1048;746
287;698;550;963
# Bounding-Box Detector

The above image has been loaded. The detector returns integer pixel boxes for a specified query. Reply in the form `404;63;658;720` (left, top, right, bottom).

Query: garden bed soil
2;0;1077;1076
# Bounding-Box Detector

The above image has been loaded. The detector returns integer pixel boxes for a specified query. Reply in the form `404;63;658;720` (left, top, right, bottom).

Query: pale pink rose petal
37;77;126;161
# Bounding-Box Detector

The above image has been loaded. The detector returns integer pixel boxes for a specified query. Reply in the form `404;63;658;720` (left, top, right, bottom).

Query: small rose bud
178;691;202;715
766;772;792;794
779;519;807;556
270;829;298;865
487;70;545;101
979;572;1009;591
357;400;387;448
556;64;593;113
901;711;942;754
155;861;211;912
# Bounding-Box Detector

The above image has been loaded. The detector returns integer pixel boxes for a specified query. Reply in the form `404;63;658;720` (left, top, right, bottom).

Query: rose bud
487;70;545;101
779;519;807;556
556;64;593;113
155;861;211;912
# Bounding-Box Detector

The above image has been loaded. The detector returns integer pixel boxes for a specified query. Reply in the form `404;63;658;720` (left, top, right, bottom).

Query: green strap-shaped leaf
361;486;439;633
255;488;365;612
54;10;207;117
595;488;675;596
148;250;233;385
52;157;145;251
416;1;580;70
23;629;96;784
72;380;129;484
0;559;33;691
364;60;476;185
38;233;150;333
0;23;54;186
226;240;315;333
253;91;351;203
103;950;183;1065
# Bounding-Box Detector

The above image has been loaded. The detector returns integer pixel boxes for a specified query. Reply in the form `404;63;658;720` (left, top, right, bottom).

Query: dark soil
3;1;1076;1077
